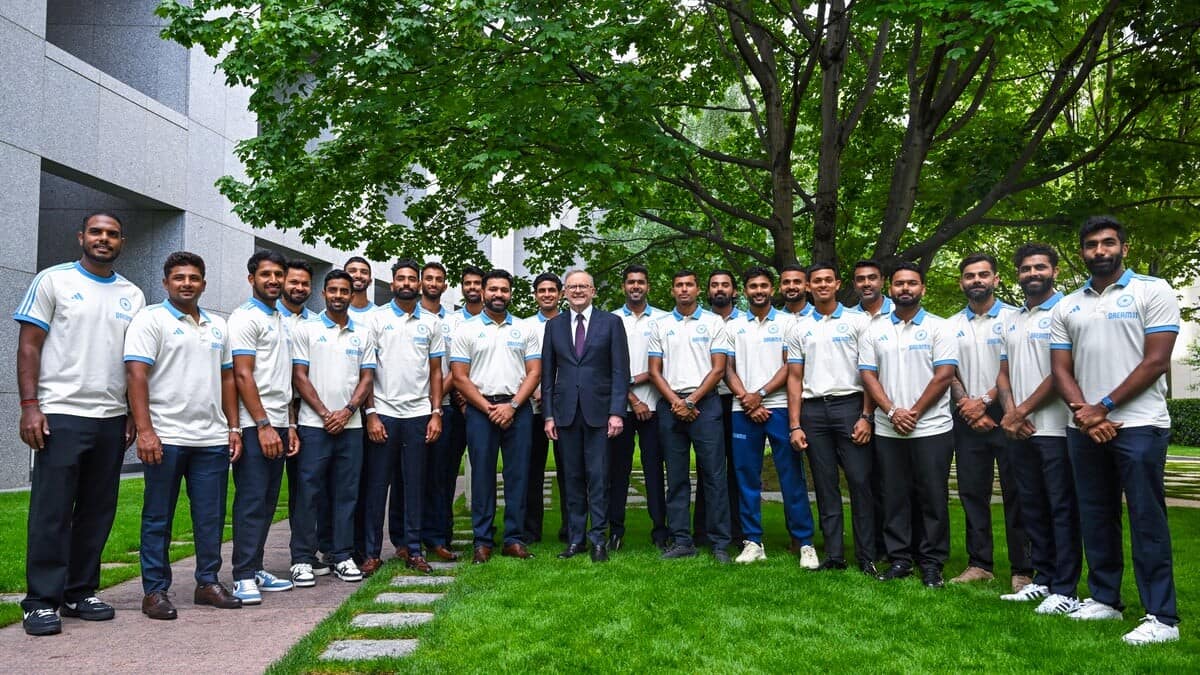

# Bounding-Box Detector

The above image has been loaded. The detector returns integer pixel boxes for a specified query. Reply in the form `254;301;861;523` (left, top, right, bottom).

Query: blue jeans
231;426;288;580
1067;426;1177;625
364;415;430;557
732;408;813;545
657;394;729;549
141;444;230;594
291;427;363;564
1011;435;1081;597
419;405;466;547
464;403;532;547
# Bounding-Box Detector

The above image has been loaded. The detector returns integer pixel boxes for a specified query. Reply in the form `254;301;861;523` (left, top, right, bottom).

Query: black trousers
610;412;667;543
954;419;1032;574
525;412;568;541
23;414;126;611
1011;435;1081;597
559;414;610;546
693;394;742;544
802;394;877;564
875;432;953;569
659;395;730;549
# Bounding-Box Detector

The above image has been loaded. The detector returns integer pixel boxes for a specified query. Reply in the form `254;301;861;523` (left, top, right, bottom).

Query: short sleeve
857;326;878;372
450;323;472;364
13;271;57;332
931;321;959;368
709;321;733;355
428;318;446;358
1049;301;1071;351
290;321;311;366
228;311;260;358
647;319;663;358
1143;279;1181;334
220;323;233;370
359;330;377;369
123;310;160;366
524;321;540;361
785;323;804;364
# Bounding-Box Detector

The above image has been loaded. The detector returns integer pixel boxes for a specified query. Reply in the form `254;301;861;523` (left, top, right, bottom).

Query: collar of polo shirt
889;307;928;325
962;299;1005;320
748;307;779;322
73;260;117;284
248;296;277;315
1083;267;1134;294
276;299;309;319
671;307;703;321
481;312;515;326
163;299;212;324
858;297;893;316
621;304;655;316
536;310;554;322
389;299;422;319
813;303;845;320
1021;290;1064;314
320;311;357;331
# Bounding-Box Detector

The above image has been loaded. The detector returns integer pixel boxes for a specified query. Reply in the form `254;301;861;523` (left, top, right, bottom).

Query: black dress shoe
558;543;588;559
876;562;913;581
607;534;623;551
590;544;609;562
921;566;945;588
713;549;732;565
817;558;848;571
859;561;880;577
661;543;698;559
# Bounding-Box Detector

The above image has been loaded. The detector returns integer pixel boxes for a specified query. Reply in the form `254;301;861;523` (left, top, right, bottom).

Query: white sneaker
290;563;316;588
1035;593;1081;615
335;559;363;582
254;569;294;592
799;545;819;570
1000;583;1048;602
1122;615;1180;645
232;579;261;605
1068;598;1123;621
734;540;766;564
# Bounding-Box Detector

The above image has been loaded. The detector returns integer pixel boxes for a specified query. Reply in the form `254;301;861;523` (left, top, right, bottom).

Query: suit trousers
291;427;362;564
525;412;568;541
141;443;229;594
364;415;429;557
802;394;877;563
658;395;730;549
22;414;126;612
464;404;532;547
693;394;742;544
954;420;1032;574
418;405;466;548
732;408;813;545
610;412;667;543
287;447;333;559
231;425;289;580
1067;426;1177;625
1011;435;1081;597
875;432;953;570
559;414;611;546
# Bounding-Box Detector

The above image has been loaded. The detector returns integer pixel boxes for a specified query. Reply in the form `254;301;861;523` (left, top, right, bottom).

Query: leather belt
483;394;514;403
803;392;861;403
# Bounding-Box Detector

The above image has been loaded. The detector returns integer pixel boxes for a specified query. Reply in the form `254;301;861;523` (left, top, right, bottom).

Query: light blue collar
1084;268;1134;293
74;261;116;284
481;312;515;326
889;307;928;325
813;303;845;320
320;311;355;331
672;307;703;321
963;299;1003;320
276;299;309;319
248;297;276;315
164;300;211;324
389;300;422;319
1023;291;1064;313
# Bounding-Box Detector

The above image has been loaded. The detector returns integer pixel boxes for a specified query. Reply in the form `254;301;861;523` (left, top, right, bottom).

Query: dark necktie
574;314;586;358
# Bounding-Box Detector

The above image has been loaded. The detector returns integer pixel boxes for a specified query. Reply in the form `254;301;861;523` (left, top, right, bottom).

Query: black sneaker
859;561;880;577
23;608;62;636
921;567;945;588
60;596;115;621
876;562;913;582
661;543;698;559
713;549;732;564
817;558;848;571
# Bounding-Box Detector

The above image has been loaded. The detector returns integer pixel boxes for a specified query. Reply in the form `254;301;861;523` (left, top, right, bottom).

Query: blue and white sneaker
232;579;262;605
255;569;294;592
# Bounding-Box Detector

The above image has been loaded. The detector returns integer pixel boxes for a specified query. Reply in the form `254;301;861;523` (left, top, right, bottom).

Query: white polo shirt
124;302;232;446
450;311;540;397
714;307;744;395
1001;292;1069;437
858;308;959;438
855;297;894;322
787;303;869;399
348;302;378;317
369;301;444;419
14;261;146;418
615;303;665;411
277;300;312;340
647;307;732;395
947;299;1018;399
291;312;376;429
523;311;555;414
728;308;789;411
229;297;292;428
1050;269;1179;429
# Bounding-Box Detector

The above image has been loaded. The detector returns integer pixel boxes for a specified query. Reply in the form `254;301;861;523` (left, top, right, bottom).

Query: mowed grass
1168;444;1200;458
271;500;1199;673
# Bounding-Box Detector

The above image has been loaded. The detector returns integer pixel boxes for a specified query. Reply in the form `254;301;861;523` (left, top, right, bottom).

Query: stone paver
375;592;444;605
351;612;435;628
99;562;133;570
391;575;455;587
429;561;460;571
626;496;646;505
321;639;419;661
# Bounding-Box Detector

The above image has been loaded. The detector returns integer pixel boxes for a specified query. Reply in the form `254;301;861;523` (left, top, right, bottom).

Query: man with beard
649;270;733;563
344;256;378;316
852;259;893;565
611;265;669;550
229;250;300;604
780;264;814;323
726;267;816;567
787;262;878;575
362;260;443;575
995;243;1082;615
279;260;314;326
1051;216;1181;644
451;269;541;562
16;212;145;635
858;262;958;588
694;270;743;548
524;273;570;543
946;253;1033;592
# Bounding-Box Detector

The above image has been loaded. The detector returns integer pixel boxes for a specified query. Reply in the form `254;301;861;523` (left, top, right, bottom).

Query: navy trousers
419;405;467;547
658;395;730;550
954;419;1032;574
365;415;429;557
1011;435;1081;597
292;427;362;564
610;412;667;544
464;404;532;547
231;426;289;580
141;444;229;594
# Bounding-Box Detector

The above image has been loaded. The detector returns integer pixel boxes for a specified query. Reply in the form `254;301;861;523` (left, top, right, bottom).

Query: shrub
1168;399;1200;446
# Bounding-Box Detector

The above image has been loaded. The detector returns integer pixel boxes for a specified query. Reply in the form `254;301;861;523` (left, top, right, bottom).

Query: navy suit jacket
541;307;630;428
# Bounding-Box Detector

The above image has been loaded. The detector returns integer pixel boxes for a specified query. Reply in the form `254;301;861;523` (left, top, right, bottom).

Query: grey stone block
40;59;100;175
374;592;443;605
2;0;48;37
320;639;419;661
217;226;254;312
95;88;148;193
0;18;46;153
390;575;454;587
46;0;99;27
143;113;187;208
428;561;459;571
187;47;227;135
186;123;226;222
350;612;435;629
0;394;30;489
0;143;41;273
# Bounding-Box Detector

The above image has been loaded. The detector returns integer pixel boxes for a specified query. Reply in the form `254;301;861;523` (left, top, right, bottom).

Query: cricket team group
15;212;1181;646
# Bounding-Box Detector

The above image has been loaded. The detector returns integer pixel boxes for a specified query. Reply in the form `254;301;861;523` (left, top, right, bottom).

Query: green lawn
271;501;1199;673
1168;444;1200;458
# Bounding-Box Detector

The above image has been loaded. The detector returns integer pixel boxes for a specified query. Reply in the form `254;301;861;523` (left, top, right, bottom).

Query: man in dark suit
543;270;631;562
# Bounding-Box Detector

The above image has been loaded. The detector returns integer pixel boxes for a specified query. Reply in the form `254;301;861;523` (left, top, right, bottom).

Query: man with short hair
280;260;314;324
344;256;378;316
946;253;1033;591
364;260;444;575
291;270;377;584
787;262;878;574
649;270;733;563
852;258;893;562
451;269;542;563
859;262;958;588
611;265;669;550
229;250;300;604
125;251;243;620
16;212;145;636
1051;216;1181;644
779;264;813;322
525;272;569;543
995;242;1082;614
726;266;816;567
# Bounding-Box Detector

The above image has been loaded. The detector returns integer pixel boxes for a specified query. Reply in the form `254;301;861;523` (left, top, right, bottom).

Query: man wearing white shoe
1050;217;1180;645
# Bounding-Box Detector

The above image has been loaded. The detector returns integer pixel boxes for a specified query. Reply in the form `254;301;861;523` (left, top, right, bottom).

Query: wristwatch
255;418;270;429
859;413;872;421
227;427;242;435
510;399;520;409
345;404;358;415
1101;396;1116;411
684;399;696;411
980;394;993;406
756;388;767;398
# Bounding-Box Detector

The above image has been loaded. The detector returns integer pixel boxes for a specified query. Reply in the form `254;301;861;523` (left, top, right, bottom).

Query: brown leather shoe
393;548;410;562
429;545;459;562
501;542;535;559
406;555;434;573
1012;574;1034;593
194;582;242;609
949;566;995;583
142;591;177;620
472;546;492;564
360;557;384;577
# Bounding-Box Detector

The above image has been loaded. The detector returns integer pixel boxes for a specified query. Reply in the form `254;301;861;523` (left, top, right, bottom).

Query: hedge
1168;399;1200;446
